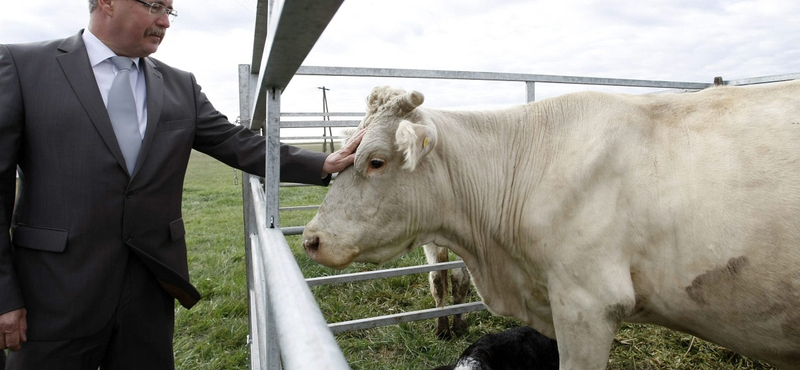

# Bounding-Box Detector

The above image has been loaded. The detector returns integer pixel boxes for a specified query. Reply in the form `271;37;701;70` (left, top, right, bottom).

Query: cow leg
450;263;470;336
424;244;451;339
547;267;635;370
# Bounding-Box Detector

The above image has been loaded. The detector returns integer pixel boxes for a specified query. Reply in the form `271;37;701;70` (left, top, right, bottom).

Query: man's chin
141;44;160;56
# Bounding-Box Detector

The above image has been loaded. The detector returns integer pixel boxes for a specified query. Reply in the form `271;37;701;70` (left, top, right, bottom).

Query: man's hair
88;0;99;12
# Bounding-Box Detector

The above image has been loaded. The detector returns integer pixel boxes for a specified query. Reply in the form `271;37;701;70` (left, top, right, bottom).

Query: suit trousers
5;252;175;370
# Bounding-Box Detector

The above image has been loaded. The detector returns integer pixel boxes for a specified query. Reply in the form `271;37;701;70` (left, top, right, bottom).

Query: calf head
303;86;446;269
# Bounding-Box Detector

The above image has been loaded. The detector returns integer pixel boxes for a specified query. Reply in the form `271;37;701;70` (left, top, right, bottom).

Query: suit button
125;191;135;198
124;235;132;242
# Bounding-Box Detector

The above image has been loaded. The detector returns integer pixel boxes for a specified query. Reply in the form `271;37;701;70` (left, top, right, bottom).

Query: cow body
303;83;800;369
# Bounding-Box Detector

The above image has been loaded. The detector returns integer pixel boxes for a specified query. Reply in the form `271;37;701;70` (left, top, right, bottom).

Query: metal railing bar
281;136;347;141
281;226;305;235
280;120;361;128
250;178;350;369
247;293;263;370
282;112;365;117
247;177;283;369
726;73;800;86
278;183;313;188
306;261;468;287
247;236;265;369
250;1;345;126
328;302;487;334
248;234;279;369
297;66;713;90
280;205;320;211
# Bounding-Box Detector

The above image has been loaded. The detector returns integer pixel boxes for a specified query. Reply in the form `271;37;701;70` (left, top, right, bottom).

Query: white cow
303;83;800;369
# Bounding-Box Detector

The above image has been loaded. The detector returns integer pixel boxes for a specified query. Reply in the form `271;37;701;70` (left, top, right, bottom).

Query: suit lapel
133;57;163;178
56;31;129;175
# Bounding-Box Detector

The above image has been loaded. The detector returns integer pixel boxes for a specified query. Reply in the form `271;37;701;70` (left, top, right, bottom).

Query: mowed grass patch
175;149;776;370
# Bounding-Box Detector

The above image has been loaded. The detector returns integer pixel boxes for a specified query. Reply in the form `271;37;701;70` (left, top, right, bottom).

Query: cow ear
395;120;437;171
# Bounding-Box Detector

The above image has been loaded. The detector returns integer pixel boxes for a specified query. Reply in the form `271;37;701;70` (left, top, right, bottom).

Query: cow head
302;86;446;269
363;85;437;171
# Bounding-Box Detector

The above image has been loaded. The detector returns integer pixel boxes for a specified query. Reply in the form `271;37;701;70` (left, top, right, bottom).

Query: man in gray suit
0;0;363;368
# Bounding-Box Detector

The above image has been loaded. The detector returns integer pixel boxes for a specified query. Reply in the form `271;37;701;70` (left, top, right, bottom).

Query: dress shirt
82;29;147;139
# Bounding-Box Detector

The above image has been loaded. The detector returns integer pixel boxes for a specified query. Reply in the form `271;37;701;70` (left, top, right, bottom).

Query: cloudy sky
3;0;800;134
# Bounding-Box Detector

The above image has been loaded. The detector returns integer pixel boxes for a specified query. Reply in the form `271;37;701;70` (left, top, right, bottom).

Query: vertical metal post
239;63;281;370
239;64;261;369
265;87;281;229
239;65;253;124
526;81;536;103
248;72;260;130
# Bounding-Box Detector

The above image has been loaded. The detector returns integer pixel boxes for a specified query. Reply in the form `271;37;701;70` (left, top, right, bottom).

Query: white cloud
3;0;800;134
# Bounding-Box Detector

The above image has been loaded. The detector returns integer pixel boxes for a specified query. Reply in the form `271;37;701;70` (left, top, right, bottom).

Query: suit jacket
0;30;329;340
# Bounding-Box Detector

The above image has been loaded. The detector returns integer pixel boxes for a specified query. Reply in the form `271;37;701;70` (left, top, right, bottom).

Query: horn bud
397;91;424;113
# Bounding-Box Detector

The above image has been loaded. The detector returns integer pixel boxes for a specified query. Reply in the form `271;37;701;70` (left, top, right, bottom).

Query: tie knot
110;56;134;72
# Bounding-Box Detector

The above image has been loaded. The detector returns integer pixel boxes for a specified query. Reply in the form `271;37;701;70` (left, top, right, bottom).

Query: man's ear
98;0;115;15
395;120;437;171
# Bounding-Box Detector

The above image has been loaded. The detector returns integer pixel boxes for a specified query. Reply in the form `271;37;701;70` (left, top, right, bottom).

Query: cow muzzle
301;233;356;270
302;236;320;253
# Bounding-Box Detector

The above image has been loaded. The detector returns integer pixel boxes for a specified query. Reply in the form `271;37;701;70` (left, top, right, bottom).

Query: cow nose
303;236;320;252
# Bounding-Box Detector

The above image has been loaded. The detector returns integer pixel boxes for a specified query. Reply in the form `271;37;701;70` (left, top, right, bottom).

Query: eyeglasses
131;0;178;22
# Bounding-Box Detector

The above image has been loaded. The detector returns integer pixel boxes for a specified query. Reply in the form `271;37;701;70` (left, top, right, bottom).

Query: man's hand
0;308;27;351
322;128;366;175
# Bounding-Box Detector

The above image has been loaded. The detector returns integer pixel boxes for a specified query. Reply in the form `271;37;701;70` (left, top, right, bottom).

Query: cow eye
370;159;384;169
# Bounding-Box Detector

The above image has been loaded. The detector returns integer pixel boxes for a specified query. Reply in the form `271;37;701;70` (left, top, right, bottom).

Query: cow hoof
452;319;468;337
435;328;453;340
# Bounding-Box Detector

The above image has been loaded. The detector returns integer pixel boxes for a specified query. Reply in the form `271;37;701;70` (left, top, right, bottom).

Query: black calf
433;326;559;370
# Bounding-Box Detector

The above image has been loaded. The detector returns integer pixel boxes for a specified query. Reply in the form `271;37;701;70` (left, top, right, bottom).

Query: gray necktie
107;56;142;174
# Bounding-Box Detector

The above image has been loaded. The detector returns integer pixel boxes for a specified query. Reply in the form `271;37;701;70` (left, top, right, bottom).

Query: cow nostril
303;237;320;252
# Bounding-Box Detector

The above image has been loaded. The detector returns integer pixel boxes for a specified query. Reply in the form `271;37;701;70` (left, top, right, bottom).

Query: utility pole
318;86;334;153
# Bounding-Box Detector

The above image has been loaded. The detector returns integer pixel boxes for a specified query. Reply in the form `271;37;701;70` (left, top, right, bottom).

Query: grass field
176;149;777;370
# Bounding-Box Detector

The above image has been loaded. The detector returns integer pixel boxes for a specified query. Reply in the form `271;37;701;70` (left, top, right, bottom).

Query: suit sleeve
280;144;331;186
0;44;26;315
188;73;330;185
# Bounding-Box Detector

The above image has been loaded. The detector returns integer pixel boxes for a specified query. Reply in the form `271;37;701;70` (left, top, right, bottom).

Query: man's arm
176;66;364;184
279;128;365;185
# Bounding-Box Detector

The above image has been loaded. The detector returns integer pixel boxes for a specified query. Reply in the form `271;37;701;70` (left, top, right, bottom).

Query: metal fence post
526;81;536;102
265;87;281;229
240;63;281;369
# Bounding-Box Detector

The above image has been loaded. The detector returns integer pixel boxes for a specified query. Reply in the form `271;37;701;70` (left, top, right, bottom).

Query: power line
231;0;256;14
319;86;334;153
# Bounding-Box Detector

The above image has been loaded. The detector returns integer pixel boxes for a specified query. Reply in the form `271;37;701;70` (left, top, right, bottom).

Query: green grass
176;150;777;370
175;152;249;369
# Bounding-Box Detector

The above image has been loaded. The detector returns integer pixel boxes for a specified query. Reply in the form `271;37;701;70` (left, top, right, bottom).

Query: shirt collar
82;28;142;70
